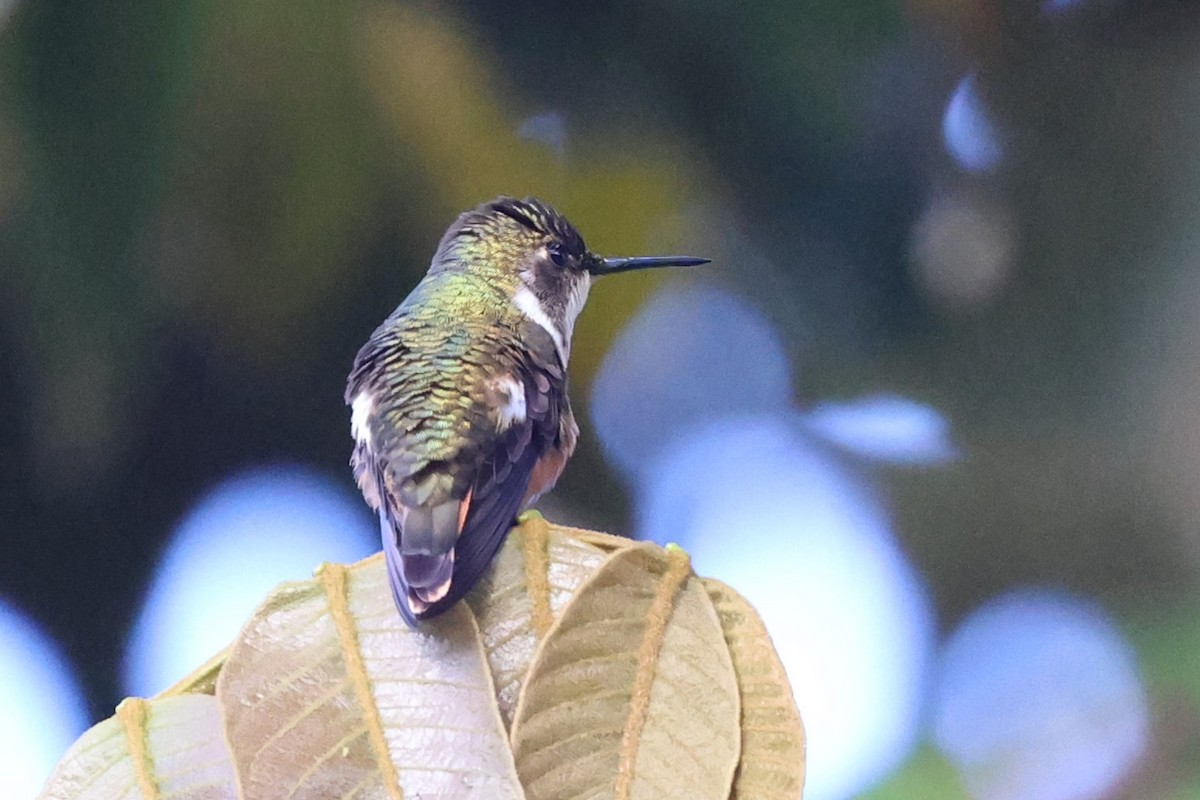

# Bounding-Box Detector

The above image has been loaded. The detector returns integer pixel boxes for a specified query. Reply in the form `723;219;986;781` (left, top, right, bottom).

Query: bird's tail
378;491;463;627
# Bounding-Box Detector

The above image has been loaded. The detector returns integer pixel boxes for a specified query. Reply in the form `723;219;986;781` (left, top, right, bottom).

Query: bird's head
430;196;708;362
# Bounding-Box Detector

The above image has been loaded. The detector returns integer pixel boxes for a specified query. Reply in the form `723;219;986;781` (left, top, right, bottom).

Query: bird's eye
546;243;568;268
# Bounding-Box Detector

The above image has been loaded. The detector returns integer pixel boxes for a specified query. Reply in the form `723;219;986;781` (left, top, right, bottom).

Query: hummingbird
345;196;708;626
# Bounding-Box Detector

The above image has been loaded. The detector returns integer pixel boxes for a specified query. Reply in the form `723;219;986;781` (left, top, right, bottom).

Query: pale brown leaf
217;557;523;800
704;579;806;800
39;695;236;800
41;522;805;800
510;543;741;800
467;515;609;730
554;525;637;554
156;646;229;698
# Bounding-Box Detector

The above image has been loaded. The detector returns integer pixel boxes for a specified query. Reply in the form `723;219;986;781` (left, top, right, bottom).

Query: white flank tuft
350;391;375;446
492;375;527;432
514;285;568;364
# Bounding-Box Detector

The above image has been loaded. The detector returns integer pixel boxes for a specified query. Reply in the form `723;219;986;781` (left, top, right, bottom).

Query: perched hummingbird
346;197;708;626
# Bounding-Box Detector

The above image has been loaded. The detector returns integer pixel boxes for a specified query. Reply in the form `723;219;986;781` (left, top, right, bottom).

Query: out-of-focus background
3;0;1200;797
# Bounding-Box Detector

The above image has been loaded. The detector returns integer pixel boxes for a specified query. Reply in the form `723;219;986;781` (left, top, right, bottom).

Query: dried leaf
156;646;230;698
42;522;804;800
39;694;236;800
555;525;637;554
510;543;741;800
467;515;609;729
704;579;806;800
217;556;523;800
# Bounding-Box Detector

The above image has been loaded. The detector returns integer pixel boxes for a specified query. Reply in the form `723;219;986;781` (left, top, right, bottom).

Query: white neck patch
514;285;568;365
562;273;591;344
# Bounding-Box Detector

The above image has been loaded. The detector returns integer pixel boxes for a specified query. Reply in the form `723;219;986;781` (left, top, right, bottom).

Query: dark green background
4;1;1200;796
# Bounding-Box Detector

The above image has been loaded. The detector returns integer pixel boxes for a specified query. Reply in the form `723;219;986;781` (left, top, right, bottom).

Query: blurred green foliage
857;746;969;800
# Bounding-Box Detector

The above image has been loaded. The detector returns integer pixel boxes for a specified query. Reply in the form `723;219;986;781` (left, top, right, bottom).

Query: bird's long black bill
590;255;711;276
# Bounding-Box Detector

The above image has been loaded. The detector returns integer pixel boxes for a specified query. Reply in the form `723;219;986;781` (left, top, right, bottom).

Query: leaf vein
319;564;405;800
